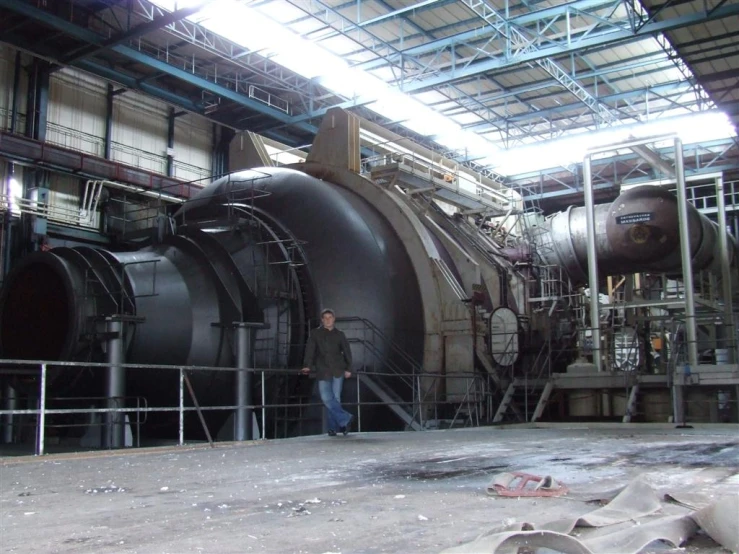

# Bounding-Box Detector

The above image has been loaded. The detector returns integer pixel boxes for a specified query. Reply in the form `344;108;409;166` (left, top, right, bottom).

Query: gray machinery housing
1;111;737;440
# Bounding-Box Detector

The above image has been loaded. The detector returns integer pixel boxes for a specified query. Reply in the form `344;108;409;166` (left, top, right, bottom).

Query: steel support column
583;154;602;371
166;107;175;177
210;123;219;178
675;139;698;369
715;175;735;363
235;322;259;441
9;51;21;134
104;84;114;160
24;59;50;142
2;382;17;444
673;138;696;426
24;60;36;139
105;318;126;448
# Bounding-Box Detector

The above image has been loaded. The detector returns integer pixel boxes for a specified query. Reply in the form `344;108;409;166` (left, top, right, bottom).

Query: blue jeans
318;377;352;432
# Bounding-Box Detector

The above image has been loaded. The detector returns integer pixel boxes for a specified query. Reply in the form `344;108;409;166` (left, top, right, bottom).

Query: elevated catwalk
2;426;738;553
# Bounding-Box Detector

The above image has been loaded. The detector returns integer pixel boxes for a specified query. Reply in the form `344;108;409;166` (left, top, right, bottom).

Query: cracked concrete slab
1;424;738;553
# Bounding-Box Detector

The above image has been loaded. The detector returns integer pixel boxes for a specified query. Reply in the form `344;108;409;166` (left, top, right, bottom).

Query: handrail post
417;373;423;429
37;364;47;456
261;370;266;440
178;368;184;446
356;371;361;433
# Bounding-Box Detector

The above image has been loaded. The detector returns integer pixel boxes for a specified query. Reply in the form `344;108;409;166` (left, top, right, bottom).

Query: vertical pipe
9;51;21;134
715;176;735;363
105;318;125;448
166;107;175;178
179;368;184;446
235;324;253;441
37;364;47;456
3;382;17;444
583;154;602;371
104;84;114;160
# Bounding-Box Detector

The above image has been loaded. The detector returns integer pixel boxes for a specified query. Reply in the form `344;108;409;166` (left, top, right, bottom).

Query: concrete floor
1;424;738;554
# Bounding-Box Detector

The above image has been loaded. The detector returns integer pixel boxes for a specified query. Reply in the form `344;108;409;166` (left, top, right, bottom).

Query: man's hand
300;367;311;375
344;370;352;379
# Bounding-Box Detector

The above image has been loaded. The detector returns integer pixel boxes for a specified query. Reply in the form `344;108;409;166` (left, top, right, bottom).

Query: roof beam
461;0;618;127
357;0;618;71
358;0;446;27
391;4;739;93
0;29;207;116
60;2;206;65
0;0;317;133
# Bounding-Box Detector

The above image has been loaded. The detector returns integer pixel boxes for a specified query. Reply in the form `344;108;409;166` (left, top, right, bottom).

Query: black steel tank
0;167;426;437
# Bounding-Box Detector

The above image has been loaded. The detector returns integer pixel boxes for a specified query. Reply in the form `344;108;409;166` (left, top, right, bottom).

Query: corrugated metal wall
0;46;214;182
0;45;215;232
111;88;169;175
0;46;13;131
174;114;213;183
47;68;107;156
0;45;27;132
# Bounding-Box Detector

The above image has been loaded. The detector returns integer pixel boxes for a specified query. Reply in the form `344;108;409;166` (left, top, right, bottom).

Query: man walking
301;309;354;436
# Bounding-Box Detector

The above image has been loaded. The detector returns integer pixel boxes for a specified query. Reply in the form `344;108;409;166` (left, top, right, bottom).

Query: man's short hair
320;309;335;317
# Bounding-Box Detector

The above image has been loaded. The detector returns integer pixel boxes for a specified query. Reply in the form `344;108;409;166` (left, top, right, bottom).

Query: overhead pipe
535;184;738;284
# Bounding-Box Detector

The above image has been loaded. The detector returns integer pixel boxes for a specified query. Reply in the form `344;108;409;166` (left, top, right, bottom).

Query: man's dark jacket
303;326;352;380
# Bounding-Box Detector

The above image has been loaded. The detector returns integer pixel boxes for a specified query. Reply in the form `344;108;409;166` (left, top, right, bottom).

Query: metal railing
364;151;513;212
0;359;282;456
337;317;495;430
0;357;499;456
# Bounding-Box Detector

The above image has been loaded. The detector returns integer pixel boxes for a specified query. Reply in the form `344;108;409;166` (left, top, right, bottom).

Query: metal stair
493;378;552;423
358;373;423;431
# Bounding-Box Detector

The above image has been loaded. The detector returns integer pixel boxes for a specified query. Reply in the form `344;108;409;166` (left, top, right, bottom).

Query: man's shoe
327;430;337;437
342;416;354;436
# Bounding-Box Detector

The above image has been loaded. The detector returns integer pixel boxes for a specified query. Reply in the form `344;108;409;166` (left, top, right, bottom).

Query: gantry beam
0;0;318;134
369;3;739;93
60;2;206;64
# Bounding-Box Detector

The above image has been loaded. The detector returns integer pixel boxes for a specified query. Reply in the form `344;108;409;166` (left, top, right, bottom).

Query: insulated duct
535;186;737;283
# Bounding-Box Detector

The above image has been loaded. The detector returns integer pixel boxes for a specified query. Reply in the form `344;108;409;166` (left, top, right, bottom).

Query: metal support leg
356;372;361;433
583;154;602;371
715;176;735;363
3;381;17;444
179;368;184;446
261;371;266;440
235;324;254;441
105;318;125;448
674;138;696;426
37;364;47;456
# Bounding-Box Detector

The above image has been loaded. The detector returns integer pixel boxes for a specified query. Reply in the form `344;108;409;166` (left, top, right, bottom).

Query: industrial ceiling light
492;111;737;175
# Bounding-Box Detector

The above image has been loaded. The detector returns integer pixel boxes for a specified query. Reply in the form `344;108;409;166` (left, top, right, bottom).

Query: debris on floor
443;476;739;553
486;472;568;498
